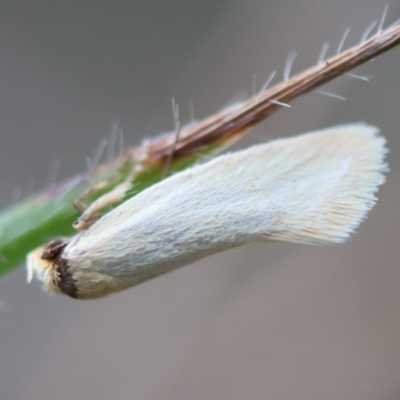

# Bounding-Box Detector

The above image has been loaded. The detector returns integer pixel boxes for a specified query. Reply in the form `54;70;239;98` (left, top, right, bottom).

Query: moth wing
86;123;386;247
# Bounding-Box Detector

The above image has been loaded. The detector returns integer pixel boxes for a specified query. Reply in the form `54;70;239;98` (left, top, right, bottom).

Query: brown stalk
138;22;400;166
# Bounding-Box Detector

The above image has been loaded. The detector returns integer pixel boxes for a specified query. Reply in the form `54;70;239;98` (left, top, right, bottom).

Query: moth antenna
317;42;329;64
377;5;389;34
359;20;377;43
252;74;257;97
283;50;297;82
336;28;350;54
258;70;276;94
317;90;346;101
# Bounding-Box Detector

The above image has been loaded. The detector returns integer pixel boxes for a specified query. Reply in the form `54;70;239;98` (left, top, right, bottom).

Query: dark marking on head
41;240;68;261
57;258;78;299
41;239;78;299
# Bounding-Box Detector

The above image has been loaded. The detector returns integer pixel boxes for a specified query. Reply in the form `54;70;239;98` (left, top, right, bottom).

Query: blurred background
0;1;400;399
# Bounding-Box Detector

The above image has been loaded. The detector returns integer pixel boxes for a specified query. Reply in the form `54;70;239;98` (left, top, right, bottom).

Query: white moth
27;124;387;299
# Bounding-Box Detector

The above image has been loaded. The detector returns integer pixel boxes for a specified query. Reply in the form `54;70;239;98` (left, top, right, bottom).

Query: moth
27;124;387;299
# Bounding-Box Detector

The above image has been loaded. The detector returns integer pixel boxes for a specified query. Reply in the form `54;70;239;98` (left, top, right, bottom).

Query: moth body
27;124;387;299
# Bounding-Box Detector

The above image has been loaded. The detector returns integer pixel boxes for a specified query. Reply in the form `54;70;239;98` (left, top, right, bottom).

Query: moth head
26;239;68;295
